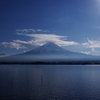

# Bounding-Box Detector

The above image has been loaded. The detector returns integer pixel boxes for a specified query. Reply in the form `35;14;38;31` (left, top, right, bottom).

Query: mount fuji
0;42;98;62
20;42;71;55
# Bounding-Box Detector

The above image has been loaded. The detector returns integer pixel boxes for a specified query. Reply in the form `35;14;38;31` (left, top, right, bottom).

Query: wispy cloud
16;29;50;34
82;38;100;52
2;40;40;50
1;29;79;50
82;38;100;48
80;51;90;55
17;33;79;47
2;41;26;50
91;48;100;52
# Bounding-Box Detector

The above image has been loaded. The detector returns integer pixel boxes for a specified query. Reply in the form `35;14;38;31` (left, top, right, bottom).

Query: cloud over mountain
1;29;79;50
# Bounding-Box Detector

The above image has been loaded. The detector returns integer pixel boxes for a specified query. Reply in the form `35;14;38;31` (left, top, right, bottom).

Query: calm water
0;65;100;100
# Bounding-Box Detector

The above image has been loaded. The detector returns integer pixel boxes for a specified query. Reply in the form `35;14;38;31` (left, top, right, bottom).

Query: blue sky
1;0;100;56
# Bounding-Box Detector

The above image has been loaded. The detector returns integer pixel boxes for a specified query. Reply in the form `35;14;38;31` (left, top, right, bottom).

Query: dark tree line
0;61;100;65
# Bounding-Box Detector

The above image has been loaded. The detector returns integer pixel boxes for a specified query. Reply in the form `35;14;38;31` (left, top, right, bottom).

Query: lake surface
0;65;100;100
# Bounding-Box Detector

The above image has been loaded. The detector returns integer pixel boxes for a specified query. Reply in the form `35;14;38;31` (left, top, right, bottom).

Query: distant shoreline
0;61;100;65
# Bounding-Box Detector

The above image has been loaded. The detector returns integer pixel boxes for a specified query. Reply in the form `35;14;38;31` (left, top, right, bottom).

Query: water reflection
0;65;100;99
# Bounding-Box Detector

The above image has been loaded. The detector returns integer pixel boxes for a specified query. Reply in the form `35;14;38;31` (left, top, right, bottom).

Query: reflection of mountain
0;42;99;62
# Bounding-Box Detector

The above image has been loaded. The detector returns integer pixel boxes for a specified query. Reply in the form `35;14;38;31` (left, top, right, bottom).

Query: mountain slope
20;42;71;55
20;42;90;58
0;42;98;62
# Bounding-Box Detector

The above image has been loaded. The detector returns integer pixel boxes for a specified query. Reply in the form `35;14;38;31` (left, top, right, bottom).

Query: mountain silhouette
0;42;97;62
20;42;71;55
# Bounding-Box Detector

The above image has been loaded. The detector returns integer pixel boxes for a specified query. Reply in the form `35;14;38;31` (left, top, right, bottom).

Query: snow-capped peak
35;42;66;52
21;42;67;55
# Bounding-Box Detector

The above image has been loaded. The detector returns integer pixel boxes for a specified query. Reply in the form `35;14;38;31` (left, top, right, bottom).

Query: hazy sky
1;0;100;56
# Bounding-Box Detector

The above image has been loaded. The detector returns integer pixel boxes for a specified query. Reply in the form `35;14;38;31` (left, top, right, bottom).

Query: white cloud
91;48;100;52
2;40;40;50
91;48;96;52
82;38;100;49
80;51;90;55
1;29;79;50
36;29;42;32
29;29;36;32
16;29;50;34
81;38;100;53
2;41;26;50
17;33;79;46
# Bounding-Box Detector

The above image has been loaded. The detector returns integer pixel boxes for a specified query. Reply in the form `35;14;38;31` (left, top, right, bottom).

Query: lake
0;65;100;100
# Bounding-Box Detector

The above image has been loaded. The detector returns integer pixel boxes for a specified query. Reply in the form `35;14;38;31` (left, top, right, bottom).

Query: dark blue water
0;65;100;100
